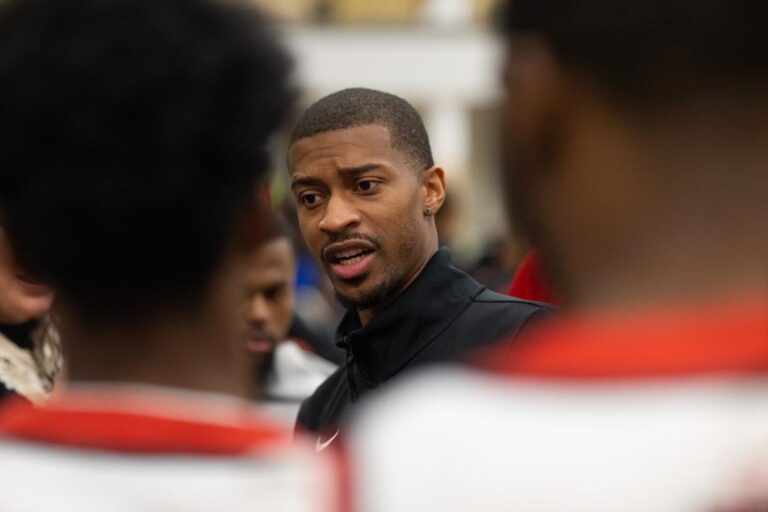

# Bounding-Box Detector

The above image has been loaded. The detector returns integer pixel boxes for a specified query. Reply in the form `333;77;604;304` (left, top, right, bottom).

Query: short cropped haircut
289;88;434;170
499;0;768;101
0;0;294;322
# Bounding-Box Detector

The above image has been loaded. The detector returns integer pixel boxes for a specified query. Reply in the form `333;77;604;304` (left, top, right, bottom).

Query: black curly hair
0;0;295;322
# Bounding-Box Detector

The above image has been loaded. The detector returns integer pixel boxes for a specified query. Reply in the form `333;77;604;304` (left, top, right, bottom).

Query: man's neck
566;174;768;310
356;246;439;326
555;100;768;310
63;315;249;398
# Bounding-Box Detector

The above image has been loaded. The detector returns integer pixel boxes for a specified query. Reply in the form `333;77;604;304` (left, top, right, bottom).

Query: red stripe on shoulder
485;298;768;379
0;398;289;455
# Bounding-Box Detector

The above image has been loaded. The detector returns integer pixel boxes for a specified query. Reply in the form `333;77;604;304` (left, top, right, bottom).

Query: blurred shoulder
349;368;768;512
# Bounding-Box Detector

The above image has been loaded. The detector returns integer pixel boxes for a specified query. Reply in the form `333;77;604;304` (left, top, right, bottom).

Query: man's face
0;229;54;324
288;124;432;313
241;237;295;356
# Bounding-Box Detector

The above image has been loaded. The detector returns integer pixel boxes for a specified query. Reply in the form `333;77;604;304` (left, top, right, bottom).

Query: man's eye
300;193;321;206
264;286;284;301
356;180;378;193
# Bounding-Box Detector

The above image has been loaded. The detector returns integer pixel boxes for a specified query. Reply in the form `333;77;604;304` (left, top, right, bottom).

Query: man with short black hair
242;216;336;421
0;0;334;508
288;88;550;443
349;1;768;510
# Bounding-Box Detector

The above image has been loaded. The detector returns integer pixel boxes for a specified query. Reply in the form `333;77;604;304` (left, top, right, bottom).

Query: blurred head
288;89;446;320
242;231;296;359
0;229;53;325
498;0;768;304
0;0;294;331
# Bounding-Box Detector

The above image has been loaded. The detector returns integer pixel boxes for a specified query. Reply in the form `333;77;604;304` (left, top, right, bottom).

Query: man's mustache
321;232;382;255
243;323;275;339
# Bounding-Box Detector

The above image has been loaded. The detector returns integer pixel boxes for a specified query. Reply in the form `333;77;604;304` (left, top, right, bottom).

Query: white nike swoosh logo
315;429;340;452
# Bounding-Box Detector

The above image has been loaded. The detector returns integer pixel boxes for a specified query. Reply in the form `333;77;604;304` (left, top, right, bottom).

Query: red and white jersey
350;299;768;512
0;384;337;512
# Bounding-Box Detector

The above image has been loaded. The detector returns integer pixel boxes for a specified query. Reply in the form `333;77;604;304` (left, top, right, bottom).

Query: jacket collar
336;248;484;385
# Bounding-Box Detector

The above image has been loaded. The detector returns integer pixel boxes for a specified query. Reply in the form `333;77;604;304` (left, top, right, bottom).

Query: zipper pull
341;336;359;403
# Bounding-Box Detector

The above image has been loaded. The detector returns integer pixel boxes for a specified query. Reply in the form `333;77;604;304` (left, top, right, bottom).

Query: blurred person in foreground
243;214;336;422
287;88;551;445
349;1;768;510
0;229;60;404
0;0;335;509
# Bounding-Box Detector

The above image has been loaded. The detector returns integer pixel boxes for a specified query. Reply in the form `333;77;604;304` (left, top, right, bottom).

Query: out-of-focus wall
251;0;497;24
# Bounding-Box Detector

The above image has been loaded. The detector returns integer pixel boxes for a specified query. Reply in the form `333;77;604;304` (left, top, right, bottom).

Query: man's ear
421;165;446;217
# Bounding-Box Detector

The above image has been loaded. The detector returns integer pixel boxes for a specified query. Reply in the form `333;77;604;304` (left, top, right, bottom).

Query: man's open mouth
333;248;375;266
323;239;377;264
244;330;275;354
323;239;378;281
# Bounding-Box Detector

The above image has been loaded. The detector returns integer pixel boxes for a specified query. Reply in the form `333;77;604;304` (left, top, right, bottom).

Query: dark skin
60;211;265;398
0;229;54;324
241;237;295;397
502;37;768;310
242;237;295;355
288;124;446;325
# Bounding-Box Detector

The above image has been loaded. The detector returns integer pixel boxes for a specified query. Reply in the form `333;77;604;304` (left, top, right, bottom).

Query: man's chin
333;276;400;312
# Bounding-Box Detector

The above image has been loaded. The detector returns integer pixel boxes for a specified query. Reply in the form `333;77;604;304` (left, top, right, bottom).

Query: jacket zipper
340;335;359;403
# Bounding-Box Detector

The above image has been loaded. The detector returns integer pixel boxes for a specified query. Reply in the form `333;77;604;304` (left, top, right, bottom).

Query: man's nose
318;194;361;234
247;295;271;323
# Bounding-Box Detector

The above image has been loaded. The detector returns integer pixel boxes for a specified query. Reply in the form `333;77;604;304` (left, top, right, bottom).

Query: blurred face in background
0;228;54;324
289;124;441;313
242;237;295;358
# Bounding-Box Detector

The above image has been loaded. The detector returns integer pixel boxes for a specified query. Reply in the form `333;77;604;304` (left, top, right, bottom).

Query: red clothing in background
507;249;559;305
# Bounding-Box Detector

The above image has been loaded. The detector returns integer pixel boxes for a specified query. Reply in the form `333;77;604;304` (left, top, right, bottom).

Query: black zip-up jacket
296;249;552;437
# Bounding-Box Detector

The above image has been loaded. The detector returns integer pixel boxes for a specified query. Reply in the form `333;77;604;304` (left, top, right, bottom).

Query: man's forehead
288;124;397;172
244;268;291;290
244;256;294;290
296;123;393;146
249;238;294;266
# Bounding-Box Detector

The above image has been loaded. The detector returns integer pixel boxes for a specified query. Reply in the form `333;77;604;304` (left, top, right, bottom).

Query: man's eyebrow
290;176;322;189
337;163;382;175
290;163;384;189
